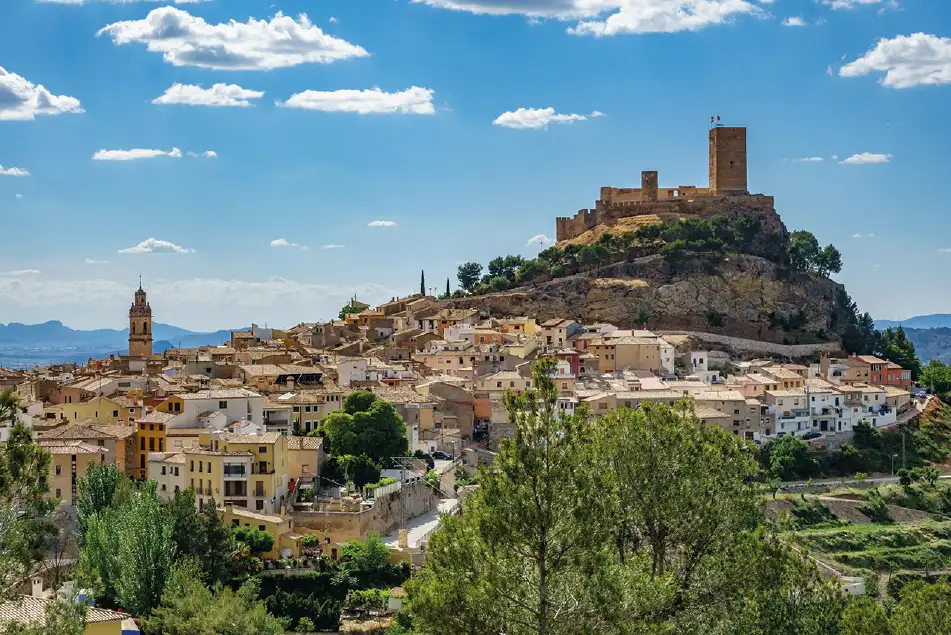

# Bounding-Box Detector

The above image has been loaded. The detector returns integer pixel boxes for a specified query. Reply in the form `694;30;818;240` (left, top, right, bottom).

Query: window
56;489;61;498
258;525;266;532
256;500;264;511
112;410;119;417
219;401;227;409
199;462;203;473
161;466;166;475
141;438;146;451
207;462;211;473
258;446;267;454
174;467;179;476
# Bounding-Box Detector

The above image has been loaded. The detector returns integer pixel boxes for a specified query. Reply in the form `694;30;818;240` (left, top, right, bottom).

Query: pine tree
420;270;425;295
445;278;450;297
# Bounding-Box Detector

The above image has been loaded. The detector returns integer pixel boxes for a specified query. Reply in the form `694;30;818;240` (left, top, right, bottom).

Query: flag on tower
717;114;721;122
711;115;715;124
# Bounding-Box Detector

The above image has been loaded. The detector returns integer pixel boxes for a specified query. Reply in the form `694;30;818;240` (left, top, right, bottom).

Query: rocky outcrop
445;254;852;346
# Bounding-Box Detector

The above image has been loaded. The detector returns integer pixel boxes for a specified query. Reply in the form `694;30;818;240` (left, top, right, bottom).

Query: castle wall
710;127;747;193
556;193;775;242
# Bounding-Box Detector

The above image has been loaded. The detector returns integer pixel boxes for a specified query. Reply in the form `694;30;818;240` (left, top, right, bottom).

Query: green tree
322;396;408;463
77;481;176;615
880;327;922;380
0;396;57;600
632;304;650;326
444;277;450;298
922;360;951;397
233;526;275;557
167;491;234;584
420;270;425;296
788;230;820;272
338;303;362;321
142;561;283;635
840;596;891;635
890;580;951;634
343;391;378;415
456;262;483;293
408;358;614;634
515;259;549;287
338;454;381;488
339;533;397;588
815;244;843;276
296;616;316;632
75;463;131;541
765;434;813;480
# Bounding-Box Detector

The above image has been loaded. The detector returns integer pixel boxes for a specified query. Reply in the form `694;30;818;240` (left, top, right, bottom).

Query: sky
1;0;950;331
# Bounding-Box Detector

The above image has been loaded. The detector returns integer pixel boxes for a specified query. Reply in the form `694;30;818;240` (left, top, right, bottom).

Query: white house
658;338;676;377
149;452;187;500
337;358;368;387
167;388;264;429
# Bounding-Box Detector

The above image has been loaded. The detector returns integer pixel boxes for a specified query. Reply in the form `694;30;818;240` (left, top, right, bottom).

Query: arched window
143;322;148;335
131;323;135;335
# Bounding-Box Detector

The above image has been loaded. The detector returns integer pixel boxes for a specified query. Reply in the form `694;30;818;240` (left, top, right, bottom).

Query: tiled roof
222;506;288;525
0;597;125;626
40;423;117;441
140;411;176;424
184;447;253;457
89;424;136;439
179;388;261;400
38;440;109;455
219;431;283;444
287;436;323;451
369;385;433;404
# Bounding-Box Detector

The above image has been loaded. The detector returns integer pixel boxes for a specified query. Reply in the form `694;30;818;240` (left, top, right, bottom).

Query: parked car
802;430;822;440
432;451;454;461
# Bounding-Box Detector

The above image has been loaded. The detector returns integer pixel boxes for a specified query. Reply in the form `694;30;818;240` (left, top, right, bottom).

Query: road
382;498;460;550
781;474;951;489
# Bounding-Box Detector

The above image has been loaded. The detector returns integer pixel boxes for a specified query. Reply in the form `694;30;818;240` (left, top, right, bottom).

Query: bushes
790;500;843;529
860;491;894;524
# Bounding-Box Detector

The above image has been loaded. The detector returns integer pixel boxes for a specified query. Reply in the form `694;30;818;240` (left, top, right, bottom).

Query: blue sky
1;0;949;331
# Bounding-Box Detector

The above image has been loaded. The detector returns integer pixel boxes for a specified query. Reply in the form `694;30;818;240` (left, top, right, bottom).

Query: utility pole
902;424;907;470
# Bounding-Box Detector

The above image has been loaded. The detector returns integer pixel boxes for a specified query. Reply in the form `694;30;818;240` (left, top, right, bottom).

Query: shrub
296;616;315;632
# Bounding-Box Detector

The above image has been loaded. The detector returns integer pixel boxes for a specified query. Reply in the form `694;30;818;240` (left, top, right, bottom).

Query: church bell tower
128;276;153;357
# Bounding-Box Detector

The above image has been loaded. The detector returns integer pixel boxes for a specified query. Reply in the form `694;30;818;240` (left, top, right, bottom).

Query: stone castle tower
128;279;153;357
709;126;747;194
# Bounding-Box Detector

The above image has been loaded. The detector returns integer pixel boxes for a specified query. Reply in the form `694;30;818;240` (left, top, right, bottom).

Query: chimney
280;505;286;520
31;576;44;598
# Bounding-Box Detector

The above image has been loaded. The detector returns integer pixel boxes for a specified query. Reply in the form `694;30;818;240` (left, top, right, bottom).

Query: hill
877;315;951;330
903;327;951;364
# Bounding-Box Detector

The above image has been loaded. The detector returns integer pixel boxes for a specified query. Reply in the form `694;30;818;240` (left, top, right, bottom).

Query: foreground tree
0;393;57;599
321;393;408;463
74;463;132;541
839;596;891;635
890;580;951;634
142;561;283;635
408;358;616;634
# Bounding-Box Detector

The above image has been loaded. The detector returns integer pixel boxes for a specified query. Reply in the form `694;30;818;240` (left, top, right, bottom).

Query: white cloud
791;156;823;163
270;238;308;249
0;269;41;276
84;259;109;265
93;147;182;161
839;152;892;165
187;151;217;158
321;244;346;249
827;65;834;76
831;154;839;160
367;220;397;227
0;165;30;177
939;248;951;253
118;238;195;254
840;33;951;89
493;107;603;130
98;7;368;71
821;0;896;10
0;66;84;121
15;194;24;199
329;16;338;23
782;16;806;26
526;234;556;247
279;87;436;115
852;233;875;239
153;83;264;107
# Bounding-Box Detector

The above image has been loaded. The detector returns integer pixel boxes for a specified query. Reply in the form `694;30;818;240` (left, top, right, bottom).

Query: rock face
445;254;852;345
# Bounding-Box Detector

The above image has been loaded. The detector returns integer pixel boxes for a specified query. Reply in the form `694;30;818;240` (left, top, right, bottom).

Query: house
136;411;172;478
287;436;323;486
40;396;128;426
204;431;290;513
182;446;254;510
273;384;345;435
0;592;131;635
221;504;302;560
149;451;187;500
238;364;324;394
40;423;136;477
763;389;811;437
157;388;264;428
538;318;582;350
39;440;108;506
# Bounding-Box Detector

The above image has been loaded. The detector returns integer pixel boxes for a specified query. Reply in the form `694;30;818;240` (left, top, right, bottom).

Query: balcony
224;482;247;497
223;465;248;480
253;489;266;498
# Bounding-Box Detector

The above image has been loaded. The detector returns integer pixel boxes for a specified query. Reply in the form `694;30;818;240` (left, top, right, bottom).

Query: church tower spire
129;279;153;357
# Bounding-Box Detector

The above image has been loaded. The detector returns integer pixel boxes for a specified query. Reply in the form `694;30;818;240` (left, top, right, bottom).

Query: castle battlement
556;125;754;242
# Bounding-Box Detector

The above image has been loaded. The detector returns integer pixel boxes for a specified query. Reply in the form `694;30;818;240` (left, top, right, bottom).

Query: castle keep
556;126;772;242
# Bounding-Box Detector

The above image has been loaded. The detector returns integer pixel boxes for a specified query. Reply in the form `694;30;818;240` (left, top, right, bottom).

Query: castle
556;126;775;242
128;279;153;357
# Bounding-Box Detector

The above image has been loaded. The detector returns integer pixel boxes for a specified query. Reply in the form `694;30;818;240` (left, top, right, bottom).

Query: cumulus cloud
839;152;892;165
821;0;896;9
118;238;195;254
840;33;951;88
791;157;823;163
39;0;208;4
493;107;604;130
0;66;84;121
0;165;30;177
187;151;217;158
367;220;397;227
526;234;556;247
97;7;368;71
15;194;24;199
270;238;308;249
85;259;109;265
93;147;182;161
0;269;41;276
153;82;264;107
414;0;758;34
782;16;806;26
329;16;338;23
279;87;436;115
321;244;346;249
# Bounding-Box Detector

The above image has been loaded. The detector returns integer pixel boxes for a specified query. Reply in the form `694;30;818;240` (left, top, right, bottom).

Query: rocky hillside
446;253;853;346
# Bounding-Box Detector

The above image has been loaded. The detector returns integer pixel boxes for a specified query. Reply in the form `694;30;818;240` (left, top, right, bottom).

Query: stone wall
555;193;776;242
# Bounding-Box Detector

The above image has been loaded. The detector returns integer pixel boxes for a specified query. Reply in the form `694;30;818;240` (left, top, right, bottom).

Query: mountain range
875;315;951;330
0;321;240;368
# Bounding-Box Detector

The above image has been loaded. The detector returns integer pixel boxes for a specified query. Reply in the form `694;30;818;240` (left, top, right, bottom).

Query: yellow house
136;411;172;478
183;447;254;510
221;504;302;560
498;317;538;336
39;440;108;506
0;596;127;635
286;435;323;484
39;423;136;477
203;432;290;513
40;396;127;426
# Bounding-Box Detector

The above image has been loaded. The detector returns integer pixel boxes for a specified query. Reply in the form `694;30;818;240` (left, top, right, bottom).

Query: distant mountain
876;315;951;330
903;327;951;365
0;320;240;353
